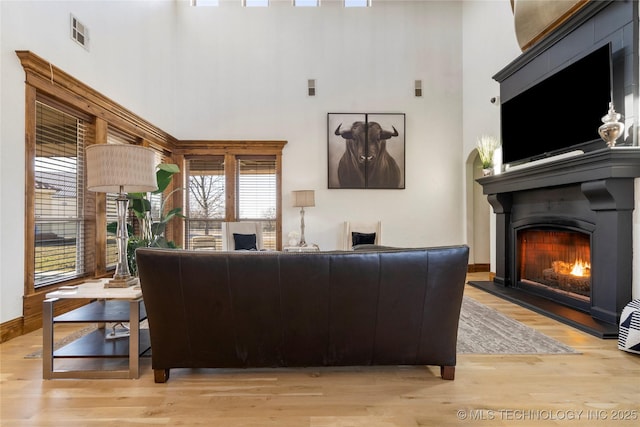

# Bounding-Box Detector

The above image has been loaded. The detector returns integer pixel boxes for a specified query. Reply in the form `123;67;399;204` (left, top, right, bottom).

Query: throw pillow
233;233;257;250
352;232;376;247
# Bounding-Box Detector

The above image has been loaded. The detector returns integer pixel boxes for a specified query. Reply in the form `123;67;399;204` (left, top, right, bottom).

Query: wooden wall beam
15;51;178;151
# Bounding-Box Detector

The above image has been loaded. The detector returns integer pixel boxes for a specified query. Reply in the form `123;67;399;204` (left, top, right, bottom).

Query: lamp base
104;277;138;288
105;323;130;340
105;329;130;340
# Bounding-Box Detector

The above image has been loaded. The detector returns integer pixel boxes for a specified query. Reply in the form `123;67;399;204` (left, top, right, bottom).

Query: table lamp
292;190;315;247
86;144;157;288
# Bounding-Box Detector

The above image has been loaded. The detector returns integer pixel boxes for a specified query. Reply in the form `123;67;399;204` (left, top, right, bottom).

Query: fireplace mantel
476;147;640;336
478;148;640;195
477;0;639;337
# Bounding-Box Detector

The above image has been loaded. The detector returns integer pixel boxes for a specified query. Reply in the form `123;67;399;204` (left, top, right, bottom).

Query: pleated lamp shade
86;144;158;193
292;190;315;208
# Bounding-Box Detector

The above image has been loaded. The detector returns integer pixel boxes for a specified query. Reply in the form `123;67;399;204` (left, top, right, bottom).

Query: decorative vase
598;102;625;147
482;168;493;176
289;238;298;247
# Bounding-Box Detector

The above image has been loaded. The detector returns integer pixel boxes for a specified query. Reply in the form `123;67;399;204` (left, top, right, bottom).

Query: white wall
0;0;467;324
461;0;520;269
168;0;467;252
0;1;181;323
0;0;562;325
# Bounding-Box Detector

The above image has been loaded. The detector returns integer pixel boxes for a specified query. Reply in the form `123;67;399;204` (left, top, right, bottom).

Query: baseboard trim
467;264;490;273
2;297;89;343
0;317;24;343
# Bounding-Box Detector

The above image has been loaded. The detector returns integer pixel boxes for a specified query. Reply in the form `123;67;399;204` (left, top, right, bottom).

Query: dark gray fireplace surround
477;149;640;337
475;1;640;338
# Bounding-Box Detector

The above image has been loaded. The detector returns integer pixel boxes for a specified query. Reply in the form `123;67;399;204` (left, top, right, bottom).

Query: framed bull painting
327;113;406;189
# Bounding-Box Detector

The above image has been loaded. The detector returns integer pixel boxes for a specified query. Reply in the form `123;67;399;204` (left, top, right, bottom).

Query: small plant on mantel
477;135;500;175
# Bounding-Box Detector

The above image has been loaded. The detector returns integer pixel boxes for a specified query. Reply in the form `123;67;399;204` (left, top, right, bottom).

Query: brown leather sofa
136;245;469;383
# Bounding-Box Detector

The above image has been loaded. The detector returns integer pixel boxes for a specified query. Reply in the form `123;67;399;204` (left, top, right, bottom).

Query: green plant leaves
155;163;180;194
128;197;152;220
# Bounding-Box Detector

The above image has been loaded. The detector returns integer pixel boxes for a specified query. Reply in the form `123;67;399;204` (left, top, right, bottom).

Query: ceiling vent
70;14;89;50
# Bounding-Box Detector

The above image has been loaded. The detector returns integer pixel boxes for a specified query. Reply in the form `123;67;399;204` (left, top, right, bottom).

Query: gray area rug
26;297;578;358
457;296;579;354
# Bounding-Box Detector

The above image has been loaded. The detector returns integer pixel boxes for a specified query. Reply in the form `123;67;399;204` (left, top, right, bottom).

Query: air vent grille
308;79;316;97
70;14;89;50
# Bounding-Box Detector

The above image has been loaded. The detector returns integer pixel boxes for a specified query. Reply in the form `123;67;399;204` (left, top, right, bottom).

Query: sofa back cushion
136;245;469;369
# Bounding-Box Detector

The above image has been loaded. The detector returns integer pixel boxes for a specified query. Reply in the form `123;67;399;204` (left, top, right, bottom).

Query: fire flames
570;259;590;277
551;259;591;278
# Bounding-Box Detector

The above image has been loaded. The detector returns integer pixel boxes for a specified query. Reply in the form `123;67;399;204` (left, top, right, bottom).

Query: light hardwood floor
1;273;639;426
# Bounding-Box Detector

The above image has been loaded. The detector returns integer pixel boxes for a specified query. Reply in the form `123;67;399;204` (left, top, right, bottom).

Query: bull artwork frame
328;113;406;189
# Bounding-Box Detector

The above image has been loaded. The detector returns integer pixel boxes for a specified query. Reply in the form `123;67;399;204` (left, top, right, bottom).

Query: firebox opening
517;228;591;307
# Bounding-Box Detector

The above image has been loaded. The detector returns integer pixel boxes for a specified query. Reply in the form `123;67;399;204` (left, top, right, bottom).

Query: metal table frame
42;280;147;379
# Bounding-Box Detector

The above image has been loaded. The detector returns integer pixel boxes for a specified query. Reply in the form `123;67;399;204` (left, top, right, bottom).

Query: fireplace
517;228;591;312
475;149;640;338
472;0;640;338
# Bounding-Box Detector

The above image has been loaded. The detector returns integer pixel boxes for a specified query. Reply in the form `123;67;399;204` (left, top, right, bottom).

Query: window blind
34;102;86;287
149;150;164;223
237;156;277;250
183;153;280;251
185;157;225;250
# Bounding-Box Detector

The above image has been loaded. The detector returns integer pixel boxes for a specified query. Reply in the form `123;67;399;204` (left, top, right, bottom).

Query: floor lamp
292;190;315;247
86;144;157;288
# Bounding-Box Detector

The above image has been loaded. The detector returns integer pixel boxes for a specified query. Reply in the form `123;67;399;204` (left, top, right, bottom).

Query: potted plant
477;135;500;176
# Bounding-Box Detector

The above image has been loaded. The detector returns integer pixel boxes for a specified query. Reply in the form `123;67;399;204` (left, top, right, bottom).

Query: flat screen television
501;42;613;166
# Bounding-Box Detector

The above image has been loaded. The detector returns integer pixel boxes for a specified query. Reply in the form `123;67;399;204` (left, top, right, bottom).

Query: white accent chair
222;222;264;251
342;221;382;250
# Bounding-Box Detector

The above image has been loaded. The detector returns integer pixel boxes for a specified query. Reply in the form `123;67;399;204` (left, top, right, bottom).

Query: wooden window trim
9;50;287;341
16;51;178;148
179;140;287;251
15;51;178;338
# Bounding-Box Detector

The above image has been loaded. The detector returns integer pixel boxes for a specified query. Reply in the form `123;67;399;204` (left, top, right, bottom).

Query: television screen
501;43;613;166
